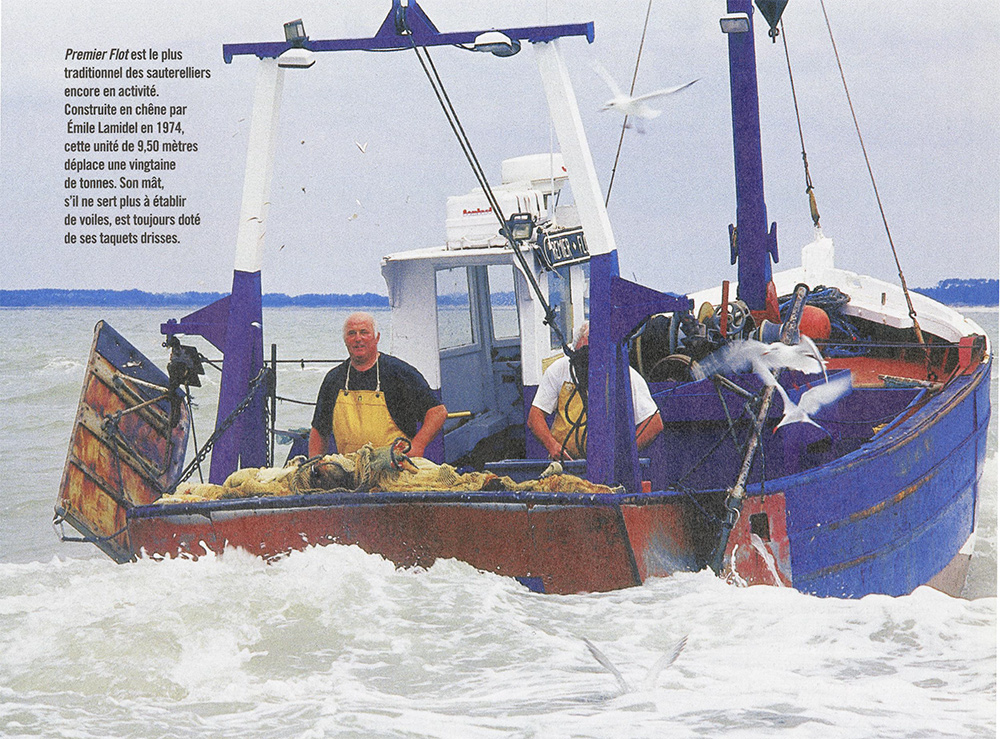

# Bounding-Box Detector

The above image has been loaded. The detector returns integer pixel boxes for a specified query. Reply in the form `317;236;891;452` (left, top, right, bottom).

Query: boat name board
536;227;589;269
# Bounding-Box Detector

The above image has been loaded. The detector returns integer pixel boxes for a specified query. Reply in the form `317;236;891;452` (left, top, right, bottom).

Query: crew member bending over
309;312;447;458
527;321;663;460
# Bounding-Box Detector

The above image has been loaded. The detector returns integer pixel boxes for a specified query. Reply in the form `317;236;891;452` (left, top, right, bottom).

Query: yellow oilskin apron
332;359;406;455
549;381;587;459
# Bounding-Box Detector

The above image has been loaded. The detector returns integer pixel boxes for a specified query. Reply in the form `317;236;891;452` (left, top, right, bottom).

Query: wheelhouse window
548;266;572;350
436;266;475;350
487;264;519;340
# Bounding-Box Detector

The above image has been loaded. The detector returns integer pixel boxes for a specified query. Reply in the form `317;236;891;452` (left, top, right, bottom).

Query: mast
534;39;691;490
209;60;283;481
723;0;781;315
533;41;630;488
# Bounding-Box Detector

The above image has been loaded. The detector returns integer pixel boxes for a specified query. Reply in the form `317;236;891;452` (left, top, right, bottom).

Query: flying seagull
694;338;826;380
755;370;853;432
583;635;687;696
760;335;827;379
593;63;698;124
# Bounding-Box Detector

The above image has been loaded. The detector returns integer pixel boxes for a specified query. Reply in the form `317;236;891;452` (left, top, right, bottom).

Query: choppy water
0;306;996;738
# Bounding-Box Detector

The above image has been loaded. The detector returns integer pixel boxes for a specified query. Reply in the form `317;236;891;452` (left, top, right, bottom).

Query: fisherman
309;312;447;458
527;321;663;460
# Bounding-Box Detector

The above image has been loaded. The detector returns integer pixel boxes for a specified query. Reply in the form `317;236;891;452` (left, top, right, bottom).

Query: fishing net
158;442;619;503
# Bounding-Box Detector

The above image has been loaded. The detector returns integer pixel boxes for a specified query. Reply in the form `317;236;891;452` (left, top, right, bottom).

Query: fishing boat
55;1;992;597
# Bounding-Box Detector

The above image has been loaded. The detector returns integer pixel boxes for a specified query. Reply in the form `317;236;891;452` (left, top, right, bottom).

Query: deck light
278;47;315;68
279;19;314;68
720;13;750;34
284;19;307;46
505;212;535;241
472;31;521;57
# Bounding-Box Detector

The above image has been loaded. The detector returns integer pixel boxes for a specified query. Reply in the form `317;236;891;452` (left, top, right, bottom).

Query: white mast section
533;40;616;257
233;59;284;273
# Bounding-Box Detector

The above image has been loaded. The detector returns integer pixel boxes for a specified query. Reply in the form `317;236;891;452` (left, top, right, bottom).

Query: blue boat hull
779;364;990;597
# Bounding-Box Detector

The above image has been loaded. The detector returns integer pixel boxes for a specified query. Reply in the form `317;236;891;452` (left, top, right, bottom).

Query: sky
1;0;997;298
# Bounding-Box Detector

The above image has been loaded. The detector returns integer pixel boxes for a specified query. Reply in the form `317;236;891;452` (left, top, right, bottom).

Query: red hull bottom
128;494;714;594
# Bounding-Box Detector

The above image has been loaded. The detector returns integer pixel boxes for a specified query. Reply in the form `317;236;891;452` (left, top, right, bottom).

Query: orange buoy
799;304;831;340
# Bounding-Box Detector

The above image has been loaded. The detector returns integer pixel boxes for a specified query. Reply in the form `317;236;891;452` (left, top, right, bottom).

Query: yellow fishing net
159;443;619;504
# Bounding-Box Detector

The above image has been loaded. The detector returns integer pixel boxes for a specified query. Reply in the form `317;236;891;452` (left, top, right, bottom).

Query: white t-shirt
531;356;659;425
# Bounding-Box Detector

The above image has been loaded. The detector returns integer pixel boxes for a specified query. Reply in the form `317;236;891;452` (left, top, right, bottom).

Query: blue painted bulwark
587;268;692;491
586;250;644;491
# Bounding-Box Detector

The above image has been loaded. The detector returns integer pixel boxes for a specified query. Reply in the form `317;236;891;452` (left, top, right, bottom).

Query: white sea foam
0;551;994;738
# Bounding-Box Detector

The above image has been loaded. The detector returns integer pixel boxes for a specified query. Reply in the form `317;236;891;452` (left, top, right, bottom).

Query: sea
0;306;996;738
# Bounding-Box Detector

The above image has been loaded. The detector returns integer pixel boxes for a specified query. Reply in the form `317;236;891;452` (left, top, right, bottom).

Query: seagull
760;335;826;379
593;63;698;125
355;141;368;154
693;339;766;379
695;338;825;380
583;635;687;696
755;369;852;432
583;638;629;695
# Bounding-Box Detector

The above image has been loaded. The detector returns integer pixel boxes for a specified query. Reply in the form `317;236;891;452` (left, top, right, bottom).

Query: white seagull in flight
593;63;698;124
695;338;826;381
760;335;827;380
756;370;853;432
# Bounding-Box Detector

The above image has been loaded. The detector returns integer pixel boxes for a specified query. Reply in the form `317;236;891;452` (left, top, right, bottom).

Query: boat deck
827;356;934;387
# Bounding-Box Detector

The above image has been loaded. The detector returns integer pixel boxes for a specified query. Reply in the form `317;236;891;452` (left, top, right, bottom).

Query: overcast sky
1;0;997;297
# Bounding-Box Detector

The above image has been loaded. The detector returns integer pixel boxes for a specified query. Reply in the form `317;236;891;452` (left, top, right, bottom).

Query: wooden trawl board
55;321;189;562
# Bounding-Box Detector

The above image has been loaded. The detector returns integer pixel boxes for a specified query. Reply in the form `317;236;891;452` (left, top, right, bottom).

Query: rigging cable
605;0;654;207
778;19;820;228
408;41;573;355
817;0;927;350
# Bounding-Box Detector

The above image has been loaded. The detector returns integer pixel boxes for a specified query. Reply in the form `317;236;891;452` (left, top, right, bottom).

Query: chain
170;367;273;490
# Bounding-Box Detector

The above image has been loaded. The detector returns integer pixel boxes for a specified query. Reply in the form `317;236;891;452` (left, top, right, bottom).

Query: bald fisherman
309;312;447;458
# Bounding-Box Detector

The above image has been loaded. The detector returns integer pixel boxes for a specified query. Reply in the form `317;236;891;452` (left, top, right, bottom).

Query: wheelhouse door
435;263;523;463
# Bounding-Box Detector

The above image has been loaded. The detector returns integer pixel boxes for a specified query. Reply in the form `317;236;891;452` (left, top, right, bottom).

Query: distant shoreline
912;279;998;308
0;289;390;308
0;278;995;308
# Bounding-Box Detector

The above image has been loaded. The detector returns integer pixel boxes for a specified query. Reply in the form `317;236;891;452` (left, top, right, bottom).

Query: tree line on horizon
0;289;390;308
913;278;998;307
0;279;995;307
